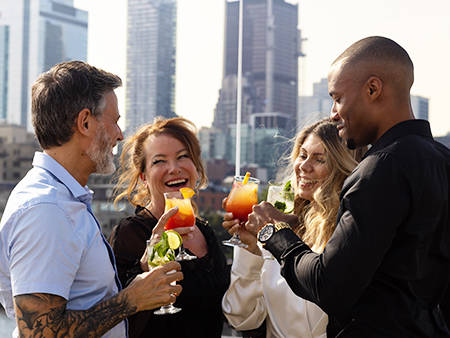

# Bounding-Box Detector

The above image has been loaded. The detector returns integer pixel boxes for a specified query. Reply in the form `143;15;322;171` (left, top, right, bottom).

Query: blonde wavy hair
290;119;363;252
113;117;208;208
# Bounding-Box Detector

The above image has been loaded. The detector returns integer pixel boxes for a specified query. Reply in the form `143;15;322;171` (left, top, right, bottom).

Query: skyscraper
0;0;88;130
0;26;9;122
411;95;429;121
298;77;332;130
125;0;177;134
213;0;300;134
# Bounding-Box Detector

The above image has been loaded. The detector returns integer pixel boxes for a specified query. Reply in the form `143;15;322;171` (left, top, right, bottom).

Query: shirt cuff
232;247;264;279
264;228;302;262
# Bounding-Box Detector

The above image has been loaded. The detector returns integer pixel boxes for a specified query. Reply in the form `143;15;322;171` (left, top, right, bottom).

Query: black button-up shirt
265;120;450;337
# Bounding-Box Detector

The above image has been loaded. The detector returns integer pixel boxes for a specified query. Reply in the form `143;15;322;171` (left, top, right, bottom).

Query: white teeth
166;179;187;186
300;178;318;185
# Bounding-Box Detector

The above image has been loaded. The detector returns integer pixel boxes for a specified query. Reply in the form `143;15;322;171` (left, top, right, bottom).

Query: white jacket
222;247;328;338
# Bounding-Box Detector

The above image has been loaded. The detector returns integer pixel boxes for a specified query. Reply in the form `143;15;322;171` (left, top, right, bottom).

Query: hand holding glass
147;235;181;315
222;174;259;247
164;190;197;260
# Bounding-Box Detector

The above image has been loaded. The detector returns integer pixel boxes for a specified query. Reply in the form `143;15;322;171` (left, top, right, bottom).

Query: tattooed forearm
14;292;137;337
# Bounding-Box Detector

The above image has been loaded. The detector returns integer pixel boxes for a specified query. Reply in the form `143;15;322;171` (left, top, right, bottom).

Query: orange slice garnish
179;187;195;199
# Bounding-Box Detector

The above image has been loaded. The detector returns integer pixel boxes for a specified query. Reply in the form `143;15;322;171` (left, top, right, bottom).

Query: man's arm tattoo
14;292;137;337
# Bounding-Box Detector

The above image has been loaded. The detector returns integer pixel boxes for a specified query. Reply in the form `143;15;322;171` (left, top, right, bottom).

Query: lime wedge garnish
148;233;179;268
166;230;182;250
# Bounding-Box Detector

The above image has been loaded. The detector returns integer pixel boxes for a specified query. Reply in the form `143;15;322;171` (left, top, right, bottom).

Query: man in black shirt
248;36;450;337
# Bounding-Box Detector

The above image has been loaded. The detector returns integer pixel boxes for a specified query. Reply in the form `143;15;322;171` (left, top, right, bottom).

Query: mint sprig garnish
274;201;287;212
283;180;292;192
166;250;175;261
154;232;170;258
272;180;294;213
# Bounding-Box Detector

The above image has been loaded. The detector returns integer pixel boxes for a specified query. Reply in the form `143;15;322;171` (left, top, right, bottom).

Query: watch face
259;224;275;243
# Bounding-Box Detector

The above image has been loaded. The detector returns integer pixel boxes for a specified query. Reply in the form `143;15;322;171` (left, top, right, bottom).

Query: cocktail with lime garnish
267;180;294;213
223;172;260;247
147;230;183;315
164;188;197;260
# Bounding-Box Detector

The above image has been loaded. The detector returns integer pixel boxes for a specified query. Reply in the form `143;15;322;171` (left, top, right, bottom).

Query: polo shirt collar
32;152;93;203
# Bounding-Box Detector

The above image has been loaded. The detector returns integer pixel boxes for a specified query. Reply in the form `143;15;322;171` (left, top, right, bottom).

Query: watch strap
274;221;291;232
264;227;302;262
258;221;291;247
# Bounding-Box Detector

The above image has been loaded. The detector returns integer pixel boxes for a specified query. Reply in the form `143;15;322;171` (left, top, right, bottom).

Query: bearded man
0;61;182;337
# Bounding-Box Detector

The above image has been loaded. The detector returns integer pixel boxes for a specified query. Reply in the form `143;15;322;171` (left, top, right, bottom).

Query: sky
74;0;450;137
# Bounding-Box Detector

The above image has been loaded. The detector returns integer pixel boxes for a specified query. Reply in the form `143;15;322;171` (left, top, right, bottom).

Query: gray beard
94;151;115;175
86;126;116;175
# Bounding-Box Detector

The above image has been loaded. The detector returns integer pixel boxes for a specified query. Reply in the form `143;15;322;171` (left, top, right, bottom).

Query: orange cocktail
226;176;259;222
164;193;195;230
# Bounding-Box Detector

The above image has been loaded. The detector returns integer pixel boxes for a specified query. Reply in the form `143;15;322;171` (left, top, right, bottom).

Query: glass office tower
213;0;299;135
0;0;87;129
125;0;177;134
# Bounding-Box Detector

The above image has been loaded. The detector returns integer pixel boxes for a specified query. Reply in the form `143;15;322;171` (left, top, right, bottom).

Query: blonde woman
222;119;363;337
109;117;229;338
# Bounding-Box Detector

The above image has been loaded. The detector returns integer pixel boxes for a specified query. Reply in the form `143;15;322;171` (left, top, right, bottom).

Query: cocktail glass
222;175;259;247
267;181;294;213
147;239;181;315
164;191;197;261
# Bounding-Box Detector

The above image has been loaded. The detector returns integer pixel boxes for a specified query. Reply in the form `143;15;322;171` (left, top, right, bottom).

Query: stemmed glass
222;173;259;247
164;191;197;261
146;238;181;315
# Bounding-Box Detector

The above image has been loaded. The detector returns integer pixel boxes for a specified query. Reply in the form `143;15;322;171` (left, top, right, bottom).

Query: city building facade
0;26;8;122
213;0;300;135
209;0;301;180
125;0;177;135
0;124;40;220
297;77;332;130
411;95;429;121
199;124;280;181
0;0;87;130
0;124;39;182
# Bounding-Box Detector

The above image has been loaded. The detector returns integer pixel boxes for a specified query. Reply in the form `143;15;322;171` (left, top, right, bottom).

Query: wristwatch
257;221;291;246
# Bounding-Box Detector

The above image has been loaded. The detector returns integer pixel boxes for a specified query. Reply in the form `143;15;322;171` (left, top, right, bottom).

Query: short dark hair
31;61;122;149
334;36;413;73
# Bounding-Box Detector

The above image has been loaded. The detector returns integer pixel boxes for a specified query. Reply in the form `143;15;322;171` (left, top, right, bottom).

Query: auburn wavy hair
113;117;207;208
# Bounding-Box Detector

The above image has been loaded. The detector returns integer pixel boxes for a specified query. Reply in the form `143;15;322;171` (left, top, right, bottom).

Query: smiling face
141;133;199;213
328;59;376;149
293;133;330;201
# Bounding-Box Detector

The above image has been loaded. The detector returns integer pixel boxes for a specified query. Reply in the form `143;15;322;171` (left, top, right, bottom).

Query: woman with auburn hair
222;119;364;337
110;117;229;338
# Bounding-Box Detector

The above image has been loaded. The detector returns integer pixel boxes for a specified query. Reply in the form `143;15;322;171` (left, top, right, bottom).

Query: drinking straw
242;171;251;184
